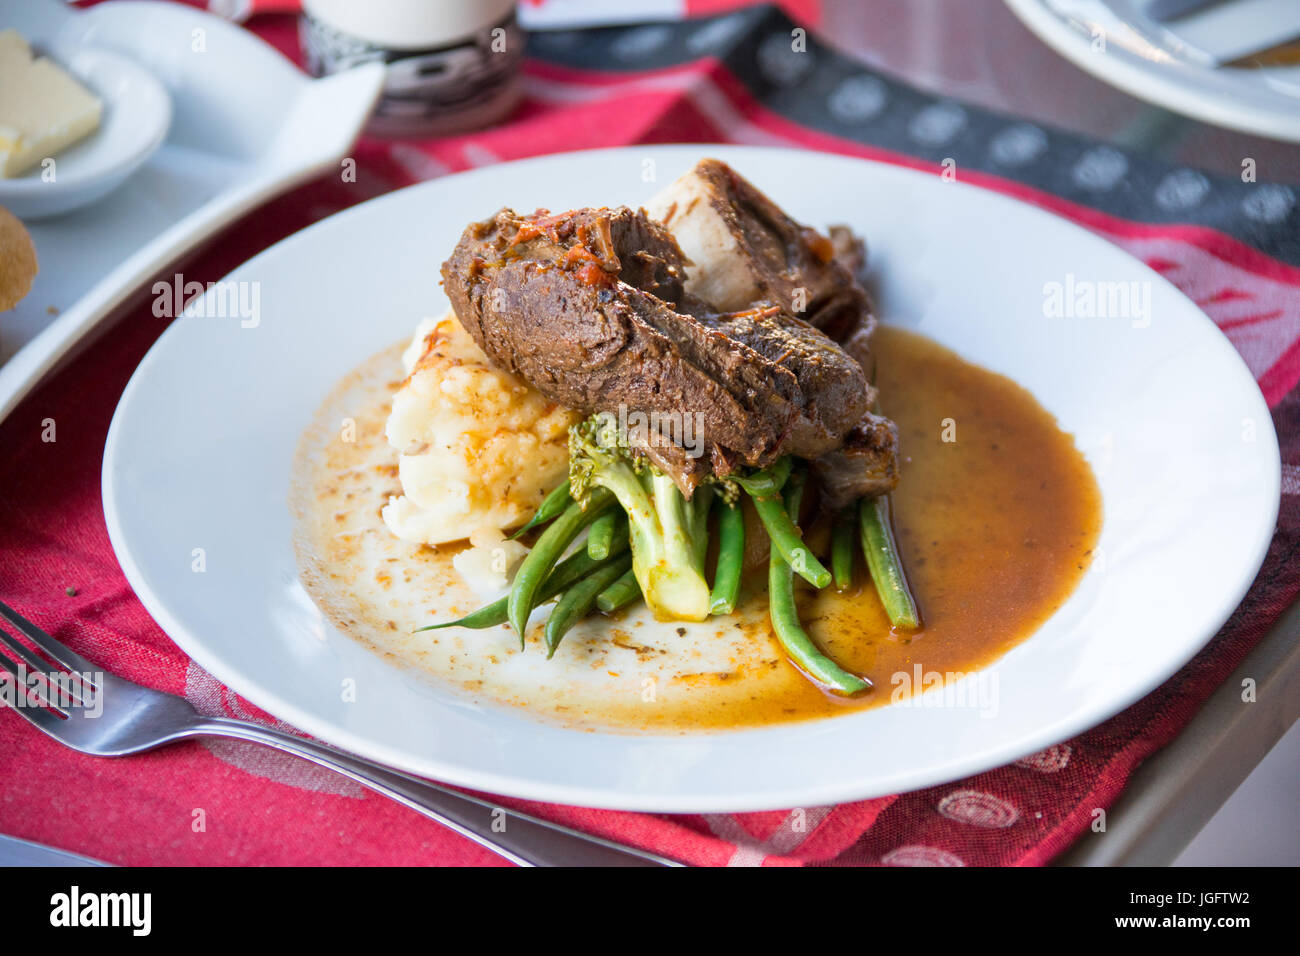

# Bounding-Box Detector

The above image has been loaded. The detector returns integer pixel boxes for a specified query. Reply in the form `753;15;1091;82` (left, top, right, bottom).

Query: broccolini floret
569;416;710;621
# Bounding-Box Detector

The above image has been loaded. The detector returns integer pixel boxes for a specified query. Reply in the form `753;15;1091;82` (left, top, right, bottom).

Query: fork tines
0;600;100;713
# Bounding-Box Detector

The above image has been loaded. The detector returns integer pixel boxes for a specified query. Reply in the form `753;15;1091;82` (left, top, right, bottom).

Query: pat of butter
0;29;102;178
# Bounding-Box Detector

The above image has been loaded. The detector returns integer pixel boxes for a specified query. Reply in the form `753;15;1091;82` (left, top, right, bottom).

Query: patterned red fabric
1;7;1297;866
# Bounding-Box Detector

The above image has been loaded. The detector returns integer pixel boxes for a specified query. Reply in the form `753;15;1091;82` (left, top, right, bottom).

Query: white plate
1004;0;1300;142
0;0;383;421
102;145;1280;812
0;41;171;219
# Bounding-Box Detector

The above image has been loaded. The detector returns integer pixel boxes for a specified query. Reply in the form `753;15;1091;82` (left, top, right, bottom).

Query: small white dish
0;0;384;423
102;145;1280;812
1004;0;1300;143
0;43;171;219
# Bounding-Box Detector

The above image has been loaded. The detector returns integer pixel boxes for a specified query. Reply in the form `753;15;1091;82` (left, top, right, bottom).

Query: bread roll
0;205;37;311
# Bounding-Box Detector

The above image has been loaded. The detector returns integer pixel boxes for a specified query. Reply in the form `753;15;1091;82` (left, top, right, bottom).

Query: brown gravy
775;326;1103;720
293;326;1101;732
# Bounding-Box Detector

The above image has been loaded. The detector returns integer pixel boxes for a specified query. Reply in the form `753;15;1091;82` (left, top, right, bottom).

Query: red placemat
1;3;1297;866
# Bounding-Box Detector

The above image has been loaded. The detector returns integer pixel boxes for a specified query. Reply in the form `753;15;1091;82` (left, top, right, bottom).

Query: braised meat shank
440;161;900;500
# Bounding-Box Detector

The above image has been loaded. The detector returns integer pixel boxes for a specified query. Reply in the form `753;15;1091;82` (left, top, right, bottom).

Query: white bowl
0;43;171;220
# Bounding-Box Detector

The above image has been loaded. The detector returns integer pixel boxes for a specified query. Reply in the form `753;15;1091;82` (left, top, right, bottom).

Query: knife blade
1142;0;1300;64
0;833;110;867
1145;0;1231;22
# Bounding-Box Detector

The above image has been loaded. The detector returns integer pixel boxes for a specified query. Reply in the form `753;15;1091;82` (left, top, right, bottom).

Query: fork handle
187;717;679;867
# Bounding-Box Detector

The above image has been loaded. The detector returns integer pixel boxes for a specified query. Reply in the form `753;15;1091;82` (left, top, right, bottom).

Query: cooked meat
442;162;902;502
646;158;871;339
441;207;802;492
688;301;875;459
562;205;687;302
647;160;896;496
823;223;881;375
813;413;901;507
469;205;688;299
838;309;879;382
827;224;865;277
625;423;714;498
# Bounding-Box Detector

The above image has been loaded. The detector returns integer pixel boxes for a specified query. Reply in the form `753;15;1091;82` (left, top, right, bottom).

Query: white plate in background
102;145;1280;812
1004;0;1300;142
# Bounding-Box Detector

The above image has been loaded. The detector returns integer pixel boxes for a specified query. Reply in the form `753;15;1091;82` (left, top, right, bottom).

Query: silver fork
0;600;679;867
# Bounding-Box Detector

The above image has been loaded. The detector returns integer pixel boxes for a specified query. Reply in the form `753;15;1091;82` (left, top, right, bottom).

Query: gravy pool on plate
291;324;1101;733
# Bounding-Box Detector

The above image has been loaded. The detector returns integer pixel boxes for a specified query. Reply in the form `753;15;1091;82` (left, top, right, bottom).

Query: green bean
416;600;508;633
586;510;617;561
508;488;616;644
858;495;920;630
596;567;641;614
768;471;870;695
734;456;791;498
546;553;634;658
767;455;793;492
690;485;714;529
709;498;745;615
734;461;831;589
509;478;572;540
417;519;630;632
831;508;855;591
690;485;714;568
781;467;807;526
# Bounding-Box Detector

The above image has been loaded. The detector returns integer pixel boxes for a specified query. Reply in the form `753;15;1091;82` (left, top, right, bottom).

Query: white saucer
0;42;171;219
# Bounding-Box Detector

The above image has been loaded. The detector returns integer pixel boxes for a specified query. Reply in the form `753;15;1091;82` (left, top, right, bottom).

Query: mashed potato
382;310;578;549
